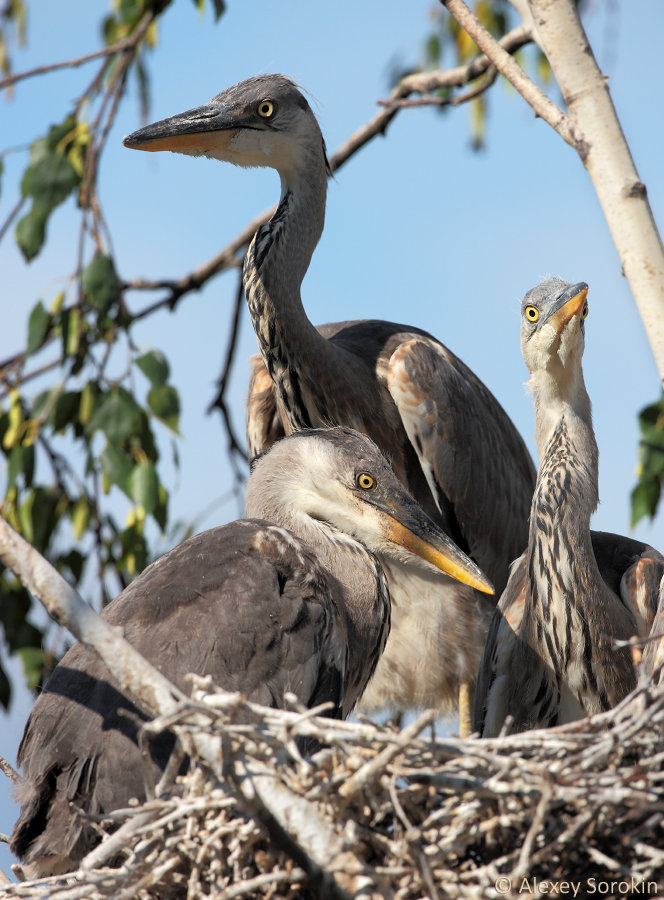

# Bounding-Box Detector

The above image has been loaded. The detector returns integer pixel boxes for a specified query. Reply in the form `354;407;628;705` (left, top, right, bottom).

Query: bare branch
442;0;575;146
0;194;26;244
385;24;531;100
526;0;664;386
379;65;498;110
208;270;249;464
0;515;186;718
0;12;154;92
0;753;20;785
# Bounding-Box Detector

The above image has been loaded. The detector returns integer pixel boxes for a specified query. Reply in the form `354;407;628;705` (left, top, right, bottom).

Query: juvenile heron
11;427;490;876
124;75;536;727
474;280;664;736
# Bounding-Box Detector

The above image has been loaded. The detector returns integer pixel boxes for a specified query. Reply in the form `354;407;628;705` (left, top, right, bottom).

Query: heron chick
123;74;536;728
11;426;490;877
474;280;664;736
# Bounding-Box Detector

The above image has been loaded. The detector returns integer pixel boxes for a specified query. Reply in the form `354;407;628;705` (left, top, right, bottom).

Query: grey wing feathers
473;553;527;736
11;521;345;870
385;337;536;594
643;576;664;684
247;353;286;460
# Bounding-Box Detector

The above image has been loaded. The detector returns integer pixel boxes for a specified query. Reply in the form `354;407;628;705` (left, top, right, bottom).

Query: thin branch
387;24;531;99
0;194;26;244
0;12;154;92
208;271;248;464
0;515;186;717
0;355;62;399
379;64;498;110
442;0;575;146
0;753;20;784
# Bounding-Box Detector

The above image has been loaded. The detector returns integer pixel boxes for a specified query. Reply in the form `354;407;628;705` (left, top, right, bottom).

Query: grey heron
10;426;490;876
473;280;664;736
123;74;536;731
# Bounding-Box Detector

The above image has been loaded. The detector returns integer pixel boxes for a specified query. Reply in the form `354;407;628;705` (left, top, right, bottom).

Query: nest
2;673;664;900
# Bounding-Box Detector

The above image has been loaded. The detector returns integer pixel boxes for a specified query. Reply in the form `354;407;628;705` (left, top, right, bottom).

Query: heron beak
382;509;494;595
547;283;588;334
123;103;243;154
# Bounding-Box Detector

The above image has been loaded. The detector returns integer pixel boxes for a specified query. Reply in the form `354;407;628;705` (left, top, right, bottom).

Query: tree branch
442;0;573;145
0;516;354;897
0;515;186;717
0;12;154;92
526;0;664;387
379;64;498;110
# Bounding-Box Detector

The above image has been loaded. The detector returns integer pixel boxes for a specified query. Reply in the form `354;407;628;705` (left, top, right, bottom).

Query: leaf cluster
0;0;225;708
632;393;664;526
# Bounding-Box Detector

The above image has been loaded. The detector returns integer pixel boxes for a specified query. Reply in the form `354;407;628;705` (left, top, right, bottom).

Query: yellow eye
257;100;274;118
357;473;375;490
525;306;539;322
581;304;589;319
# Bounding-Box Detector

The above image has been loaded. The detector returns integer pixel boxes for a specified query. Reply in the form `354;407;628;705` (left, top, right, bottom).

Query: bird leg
458;681;474;739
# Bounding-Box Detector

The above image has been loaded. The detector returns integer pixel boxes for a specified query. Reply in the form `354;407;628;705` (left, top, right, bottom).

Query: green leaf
136;350;169;387
71;496;92;540
8;443;34;490
32;387;56;420
210;0;225;19
87;388;142;445
128;460;158;513
18;488;56;552
631;478;660;527
136;410;159;462
60;307;82;358
26;300;50;357
19;647;46;692
21;150;79;212
148;385;180;433
120;524;148;576
0;662;9;710
15;207;47;261
154;482;168;532
51;391;81;433
79;382;99;426
0;576;43;655
82;255;120;315
57;549;85;583
100;442;134;493
18;492;35;544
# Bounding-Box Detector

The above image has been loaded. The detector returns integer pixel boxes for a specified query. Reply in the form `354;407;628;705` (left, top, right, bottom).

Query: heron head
520;279;588;375
246;426;494;595
123;74;328;183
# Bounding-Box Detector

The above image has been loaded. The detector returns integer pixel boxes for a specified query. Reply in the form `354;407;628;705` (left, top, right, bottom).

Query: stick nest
2;675;664;900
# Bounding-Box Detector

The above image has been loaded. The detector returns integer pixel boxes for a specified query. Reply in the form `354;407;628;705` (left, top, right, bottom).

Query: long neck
527;361;599;602
243;156;336;430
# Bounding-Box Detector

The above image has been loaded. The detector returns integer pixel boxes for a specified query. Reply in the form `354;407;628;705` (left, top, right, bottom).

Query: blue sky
1;0;663;874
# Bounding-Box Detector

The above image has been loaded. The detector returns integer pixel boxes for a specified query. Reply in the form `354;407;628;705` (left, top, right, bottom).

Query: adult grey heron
11;426;490;877
474;280;664;736
123;75;536;730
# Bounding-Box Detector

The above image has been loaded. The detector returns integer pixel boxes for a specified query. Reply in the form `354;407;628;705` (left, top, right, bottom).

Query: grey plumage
474;280;664;736
12;426;489;875
125;76;535;722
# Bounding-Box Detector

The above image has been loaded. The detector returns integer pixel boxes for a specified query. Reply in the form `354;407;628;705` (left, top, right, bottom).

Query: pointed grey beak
123;102;252;153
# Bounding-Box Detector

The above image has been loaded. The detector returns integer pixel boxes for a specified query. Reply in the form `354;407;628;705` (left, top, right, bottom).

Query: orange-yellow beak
384;517;494;595
548;285;588;334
